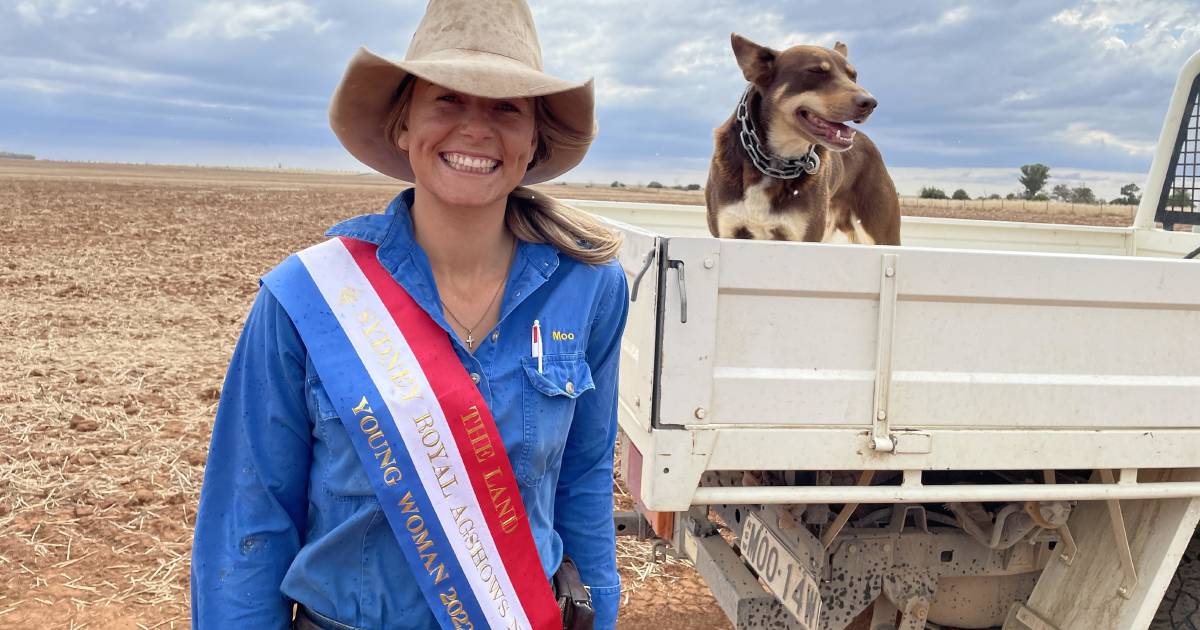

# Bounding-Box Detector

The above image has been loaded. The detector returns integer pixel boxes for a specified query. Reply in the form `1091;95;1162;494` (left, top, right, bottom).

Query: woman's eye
437;94;460;103
497;102;520;113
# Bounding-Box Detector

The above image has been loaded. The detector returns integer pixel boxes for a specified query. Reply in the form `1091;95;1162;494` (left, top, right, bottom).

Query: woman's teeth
441;152;499;174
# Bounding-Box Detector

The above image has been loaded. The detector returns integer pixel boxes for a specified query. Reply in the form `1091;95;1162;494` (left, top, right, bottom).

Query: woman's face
398;79;538;211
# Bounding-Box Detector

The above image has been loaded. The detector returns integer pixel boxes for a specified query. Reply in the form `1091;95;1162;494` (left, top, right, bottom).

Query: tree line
611;181;702;191
920;163;1194;208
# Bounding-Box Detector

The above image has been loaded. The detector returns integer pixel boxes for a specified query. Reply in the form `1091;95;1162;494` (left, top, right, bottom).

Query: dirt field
0;160;1136;630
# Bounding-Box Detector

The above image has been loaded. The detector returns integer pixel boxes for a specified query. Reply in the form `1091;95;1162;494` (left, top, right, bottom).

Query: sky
2;0;1198;199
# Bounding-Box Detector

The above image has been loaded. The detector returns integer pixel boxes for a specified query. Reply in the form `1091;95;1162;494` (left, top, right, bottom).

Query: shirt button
565;381;574;394
491;331;500;343
470;373;481;384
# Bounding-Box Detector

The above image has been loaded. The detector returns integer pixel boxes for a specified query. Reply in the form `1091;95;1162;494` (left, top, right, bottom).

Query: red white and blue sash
263;237;561;630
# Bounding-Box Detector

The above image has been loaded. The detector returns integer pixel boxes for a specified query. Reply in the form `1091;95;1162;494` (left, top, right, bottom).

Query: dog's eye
808;66;828;74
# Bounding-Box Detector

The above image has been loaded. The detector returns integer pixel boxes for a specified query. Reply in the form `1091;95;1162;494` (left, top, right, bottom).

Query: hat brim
329;47;595;185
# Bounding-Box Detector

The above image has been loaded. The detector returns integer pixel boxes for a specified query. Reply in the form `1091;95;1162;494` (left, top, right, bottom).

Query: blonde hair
384;77;622;265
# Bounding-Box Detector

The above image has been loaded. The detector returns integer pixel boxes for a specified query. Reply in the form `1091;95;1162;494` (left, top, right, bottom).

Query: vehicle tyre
1154;532;1200;629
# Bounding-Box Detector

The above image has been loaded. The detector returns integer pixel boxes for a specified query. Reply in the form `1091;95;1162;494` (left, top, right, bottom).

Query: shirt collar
325;189;562;345
326;189;560;277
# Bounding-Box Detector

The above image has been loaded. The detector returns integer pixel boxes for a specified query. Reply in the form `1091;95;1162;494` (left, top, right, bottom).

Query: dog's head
731;33;877;154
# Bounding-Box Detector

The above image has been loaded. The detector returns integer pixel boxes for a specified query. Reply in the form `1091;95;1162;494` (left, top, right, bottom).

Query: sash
263;237;561;630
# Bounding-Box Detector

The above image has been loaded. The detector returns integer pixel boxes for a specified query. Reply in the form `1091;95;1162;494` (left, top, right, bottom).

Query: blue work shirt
191;189;629;630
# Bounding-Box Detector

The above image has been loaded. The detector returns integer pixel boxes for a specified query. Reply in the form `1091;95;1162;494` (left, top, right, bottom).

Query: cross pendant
465;333;474;350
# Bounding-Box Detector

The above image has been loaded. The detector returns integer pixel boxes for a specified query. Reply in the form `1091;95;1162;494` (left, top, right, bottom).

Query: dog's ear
731;33;778;86
833;41;849;58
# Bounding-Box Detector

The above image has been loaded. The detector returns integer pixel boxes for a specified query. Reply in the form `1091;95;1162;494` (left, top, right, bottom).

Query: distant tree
1069;186;1097;204
1032;193;1050;201
610;180;622;188
1115;183;1141;205
647;181;664;189
0;151;35;160
1019;163;1051;199
1005;192;1018;200
951;189;970;200
686;184;702;191
985;193;1002;200
1167;189;1195;208
1051;184;1073;202
919;186;948;199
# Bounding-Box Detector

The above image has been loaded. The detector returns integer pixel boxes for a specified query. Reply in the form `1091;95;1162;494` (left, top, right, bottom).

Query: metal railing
1154;72;1200;229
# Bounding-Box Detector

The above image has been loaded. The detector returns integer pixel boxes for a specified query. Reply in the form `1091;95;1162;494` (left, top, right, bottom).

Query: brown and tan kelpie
706;34;900;245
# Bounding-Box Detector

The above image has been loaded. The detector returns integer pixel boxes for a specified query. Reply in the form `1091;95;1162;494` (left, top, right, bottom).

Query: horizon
0;155;1150;202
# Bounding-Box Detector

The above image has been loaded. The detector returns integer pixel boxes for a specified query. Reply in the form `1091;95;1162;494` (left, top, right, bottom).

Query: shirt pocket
517;353;595;487
307;377;378;501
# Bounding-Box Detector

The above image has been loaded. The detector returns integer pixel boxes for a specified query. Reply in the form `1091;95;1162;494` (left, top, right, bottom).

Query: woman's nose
456;105;495;140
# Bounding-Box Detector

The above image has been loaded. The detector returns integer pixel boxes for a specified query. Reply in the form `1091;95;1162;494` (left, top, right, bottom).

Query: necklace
441;236;516;350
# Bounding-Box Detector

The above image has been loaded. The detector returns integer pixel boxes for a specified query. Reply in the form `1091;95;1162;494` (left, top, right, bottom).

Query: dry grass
0;169;393;627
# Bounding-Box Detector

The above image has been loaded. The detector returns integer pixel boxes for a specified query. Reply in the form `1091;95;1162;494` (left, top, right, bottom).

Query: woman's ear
396;124;410;152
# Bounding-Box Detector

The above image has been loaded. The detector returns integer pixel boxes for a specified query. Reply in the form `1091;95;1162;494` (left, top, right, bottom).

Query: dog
706;34;900;245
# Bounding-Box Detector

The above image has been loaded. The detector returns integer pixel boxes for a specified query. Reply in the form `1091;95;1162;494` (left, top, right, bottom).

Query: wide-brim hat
329;0;595;185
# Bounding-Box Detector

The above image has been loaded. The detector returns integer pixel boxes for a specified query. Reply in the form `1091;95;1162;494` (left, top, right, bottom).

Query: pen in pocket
531;319;543;373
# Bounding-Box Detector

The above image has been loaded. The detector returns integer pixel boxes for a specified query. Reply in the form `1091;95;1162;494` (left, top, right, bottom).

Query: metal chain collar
736;85;820;180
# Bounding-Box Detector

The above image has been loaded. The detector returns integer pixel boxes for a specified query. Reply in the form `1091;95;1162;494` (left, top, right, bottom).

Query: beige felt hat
329;0;595;185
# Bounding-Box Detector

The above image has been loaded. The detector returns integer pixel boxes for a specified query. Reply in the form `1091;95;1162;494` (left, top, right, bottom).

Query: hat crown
407;0;543;70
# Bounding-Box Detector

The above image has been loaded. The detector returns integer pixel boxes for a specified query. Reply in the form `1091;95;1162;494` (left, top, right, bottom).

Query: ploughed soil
0;160;1134;629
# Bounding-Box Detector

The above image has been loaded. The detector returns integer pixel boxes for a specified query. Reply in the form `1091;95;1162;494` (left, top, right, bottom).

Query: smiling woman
189;1;629;629
397;79;540;213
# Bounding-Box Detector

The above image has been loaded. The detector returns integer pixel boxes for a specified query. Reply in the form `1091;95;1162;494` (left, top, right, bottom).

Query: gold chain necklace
441;237;516;350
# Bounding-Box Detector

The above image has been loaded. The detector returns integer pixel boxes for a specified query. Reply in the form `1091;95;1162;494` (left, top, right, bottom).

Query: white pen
531;319;543;373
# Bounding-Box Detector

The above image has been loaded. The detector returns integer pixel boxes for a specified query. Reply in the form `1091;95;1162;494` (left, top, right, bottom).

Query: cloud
901;6;970;35
938;7;970;27
1100;36;1127;50
0;56;183;87
1056;122;1156;157
1049;1;1200;67
16;2;42;25
0;77;68;94
170;1;332;41
1002;89;1037;104
10;0;149;23
668;39;727;77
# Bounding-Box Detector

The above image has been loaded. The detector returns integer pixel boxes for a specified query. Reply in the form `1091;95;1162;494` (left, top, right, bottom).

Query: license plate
738;513;822;629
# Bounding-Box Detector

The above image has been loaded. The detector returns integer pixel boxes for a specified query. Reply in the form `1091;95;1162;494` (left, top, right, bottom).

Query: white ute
583;51;1200;629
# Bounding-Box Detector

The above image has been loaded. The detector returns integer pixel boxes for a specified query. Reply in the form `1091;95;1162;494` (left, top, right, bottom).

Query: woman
190;1;628;629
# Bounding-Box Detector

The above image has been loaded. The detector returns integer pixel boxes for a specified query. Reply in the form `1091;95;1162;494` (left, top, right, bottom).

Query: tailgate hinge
870;253;899;452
